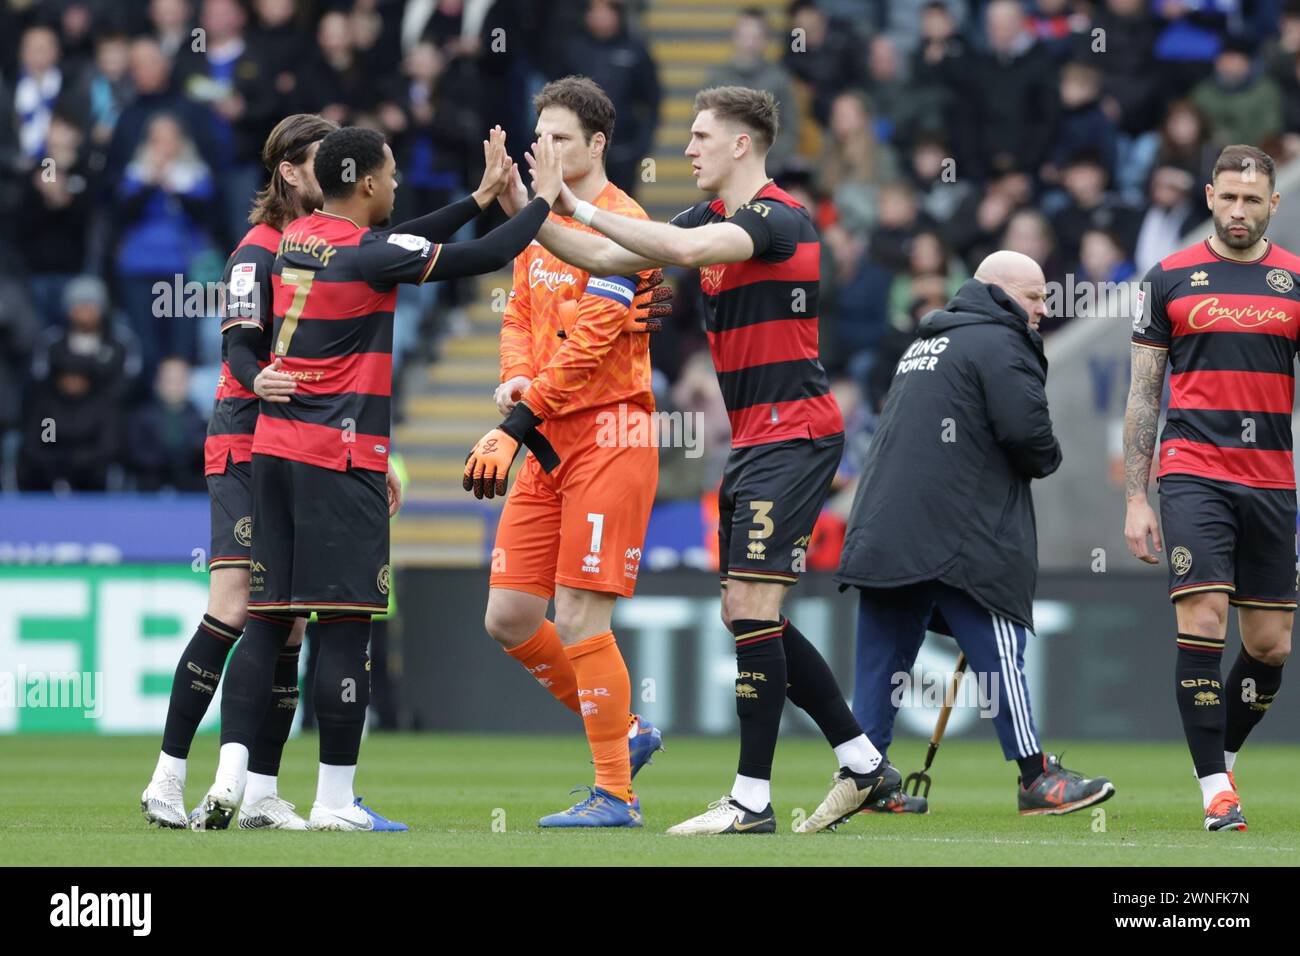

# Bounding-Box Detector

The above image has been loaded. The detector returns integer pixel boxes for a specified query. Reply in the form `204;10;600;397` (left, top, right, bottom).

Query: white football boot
140;771;188;829
190;780;241;830
308;796;408;831
238;795;309;830
665;795;776;835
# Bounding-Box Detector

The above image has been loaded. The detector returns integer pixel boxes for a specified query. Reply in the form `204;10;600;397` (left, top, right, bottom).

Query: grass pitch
1;734;1294;866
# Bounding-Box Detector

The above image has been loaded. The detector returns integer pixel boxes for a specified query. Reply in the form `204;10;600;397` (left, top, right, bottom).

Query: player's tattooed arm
1122;344;1168;500
1123;344;1167;564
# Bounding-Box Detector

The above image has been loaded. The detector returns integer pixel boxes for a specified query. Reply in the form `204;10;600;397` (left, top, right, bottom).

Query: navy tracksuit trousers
852;580;1041;762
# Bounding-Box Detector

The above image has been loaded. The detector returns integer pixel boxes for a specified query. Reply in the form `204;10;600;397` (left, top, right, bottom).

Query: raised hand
473;125;512;208
498;163;529;217
526;133;564;206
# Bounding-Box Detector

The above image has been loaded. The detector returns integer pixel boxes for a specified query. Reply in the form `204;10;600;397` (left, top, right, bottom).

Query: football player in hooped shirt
1124;145;1297;833
192;126;565;831
509;85;899;835
142;114;353;831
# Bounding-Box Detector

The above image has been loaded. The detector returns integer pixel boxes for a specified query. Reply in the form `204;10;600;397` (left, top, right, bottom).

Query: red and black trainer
860;789;929;814
1204;790;1248;832
1017;753;1115;816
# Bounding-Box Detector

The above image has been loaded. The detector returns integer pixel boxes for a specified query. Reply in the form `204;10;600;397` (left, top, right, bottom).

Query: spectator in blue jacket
113;112;217;377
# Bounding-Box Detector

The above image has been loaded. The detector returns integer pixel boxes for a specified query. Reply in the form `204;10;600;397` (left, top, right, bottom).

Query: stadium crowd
0;0;1296;497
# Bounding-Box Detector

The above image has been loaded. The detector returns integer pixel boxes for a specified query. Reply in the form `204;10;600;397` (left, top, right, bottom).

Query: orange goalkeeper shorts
490;403;658;599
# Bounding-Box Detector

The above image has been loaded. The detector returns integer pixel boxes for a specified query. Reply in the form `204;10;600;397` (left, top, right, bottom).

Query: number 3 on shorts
748;500;774;540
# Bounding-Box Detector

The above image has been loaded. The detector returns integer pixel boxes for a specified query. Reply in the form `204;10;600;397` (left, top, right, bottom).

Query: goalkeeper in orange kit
462;77;671;828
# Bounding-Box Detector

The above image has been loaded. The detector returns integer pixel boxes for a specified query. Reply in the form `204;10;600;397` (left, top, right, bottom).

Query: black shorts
207;456;254;571
1158;474;1298;609
248;453;390;616
718;434;843;586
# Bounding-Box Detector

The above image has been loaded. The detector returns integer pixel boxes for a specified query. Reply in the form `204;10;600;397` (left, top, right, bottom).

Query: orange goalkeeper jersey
500;181;656;420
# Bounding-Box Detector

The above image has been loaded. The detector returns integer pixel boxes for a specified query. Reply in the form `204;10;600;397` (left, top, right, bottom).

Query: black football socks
732;620;788;785
248;642;302;777
1174;632;1228;776
219;612;295;749
1224;646;1285;755
161;615;241;759
313;615;373;767
781;618;862;748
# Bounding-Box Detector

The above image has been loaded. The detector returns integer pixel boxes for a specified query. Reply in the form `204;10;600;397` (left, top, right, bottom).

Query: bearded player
479;76;670;828
1124;145;1296;832
510;86;898;834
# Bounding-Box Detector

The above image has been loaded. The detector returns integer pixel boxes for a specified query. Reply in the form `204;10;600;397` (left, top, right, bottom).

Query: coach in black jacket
836;251;1113;816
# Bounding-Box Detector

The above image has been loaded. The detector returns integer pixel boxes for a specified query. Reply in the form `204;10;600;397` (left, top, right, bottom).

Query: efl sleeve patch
387;233;432;256
229;262;257;297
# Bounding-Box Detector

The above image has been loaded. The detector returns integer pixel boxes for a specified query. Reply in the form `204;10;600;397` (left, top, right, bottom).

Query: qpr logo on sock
50;886;152;936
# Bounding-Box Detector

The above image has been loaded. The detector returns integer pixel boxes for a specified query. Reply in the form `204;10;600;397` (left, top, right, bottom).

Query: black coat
836;280;1062;630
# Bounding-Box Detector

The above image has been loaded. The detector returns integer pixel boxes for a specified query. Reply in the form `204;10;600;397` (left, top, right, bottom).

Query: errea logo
1190;270;1209;287
50;886;151;936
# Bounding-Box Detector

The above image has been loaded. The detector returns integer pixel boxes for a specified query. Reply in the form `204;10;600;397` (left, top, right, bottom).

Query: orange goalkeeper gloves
554;270;674;339
463;402;559;499
623;269;673;333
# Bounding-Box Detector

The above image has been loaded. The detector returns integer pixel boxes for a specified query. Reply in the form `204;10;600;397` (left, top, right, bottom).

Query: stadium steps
638;2;787;222
390;0;764;560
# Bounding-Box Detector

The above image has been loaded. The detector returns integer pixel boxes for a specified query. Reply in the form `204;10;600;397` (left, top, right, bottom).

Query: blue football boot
628;714;664;779
538;786;643;828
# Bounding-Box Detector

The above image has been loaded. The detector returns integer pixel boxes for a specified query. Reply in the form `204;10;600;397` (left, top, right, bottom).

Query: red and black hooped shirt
204;223;280;476
252;209;442;472
1133;238;1300;489
670;182;843;448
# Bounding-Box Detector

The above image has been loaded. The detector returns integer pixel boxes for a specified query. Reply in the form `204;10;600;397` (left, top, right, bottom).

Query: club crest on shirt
700;263;726;295
1266;268;1294;294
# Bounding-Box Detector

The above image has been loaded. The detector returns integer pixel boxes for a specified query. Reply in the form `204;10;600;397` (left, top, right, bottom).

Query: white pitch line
830;833;1297;853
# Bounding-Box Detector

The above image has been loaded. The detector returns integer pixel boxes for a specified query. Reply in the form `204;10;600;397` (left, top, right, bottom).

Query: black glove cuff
499;401;543;442
501;401;560;473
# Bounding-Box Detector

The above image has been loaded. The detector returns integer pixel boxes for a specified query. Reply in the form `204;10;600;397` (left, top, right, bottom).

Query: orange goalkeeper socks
505;619;580;714
566;631;633;802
